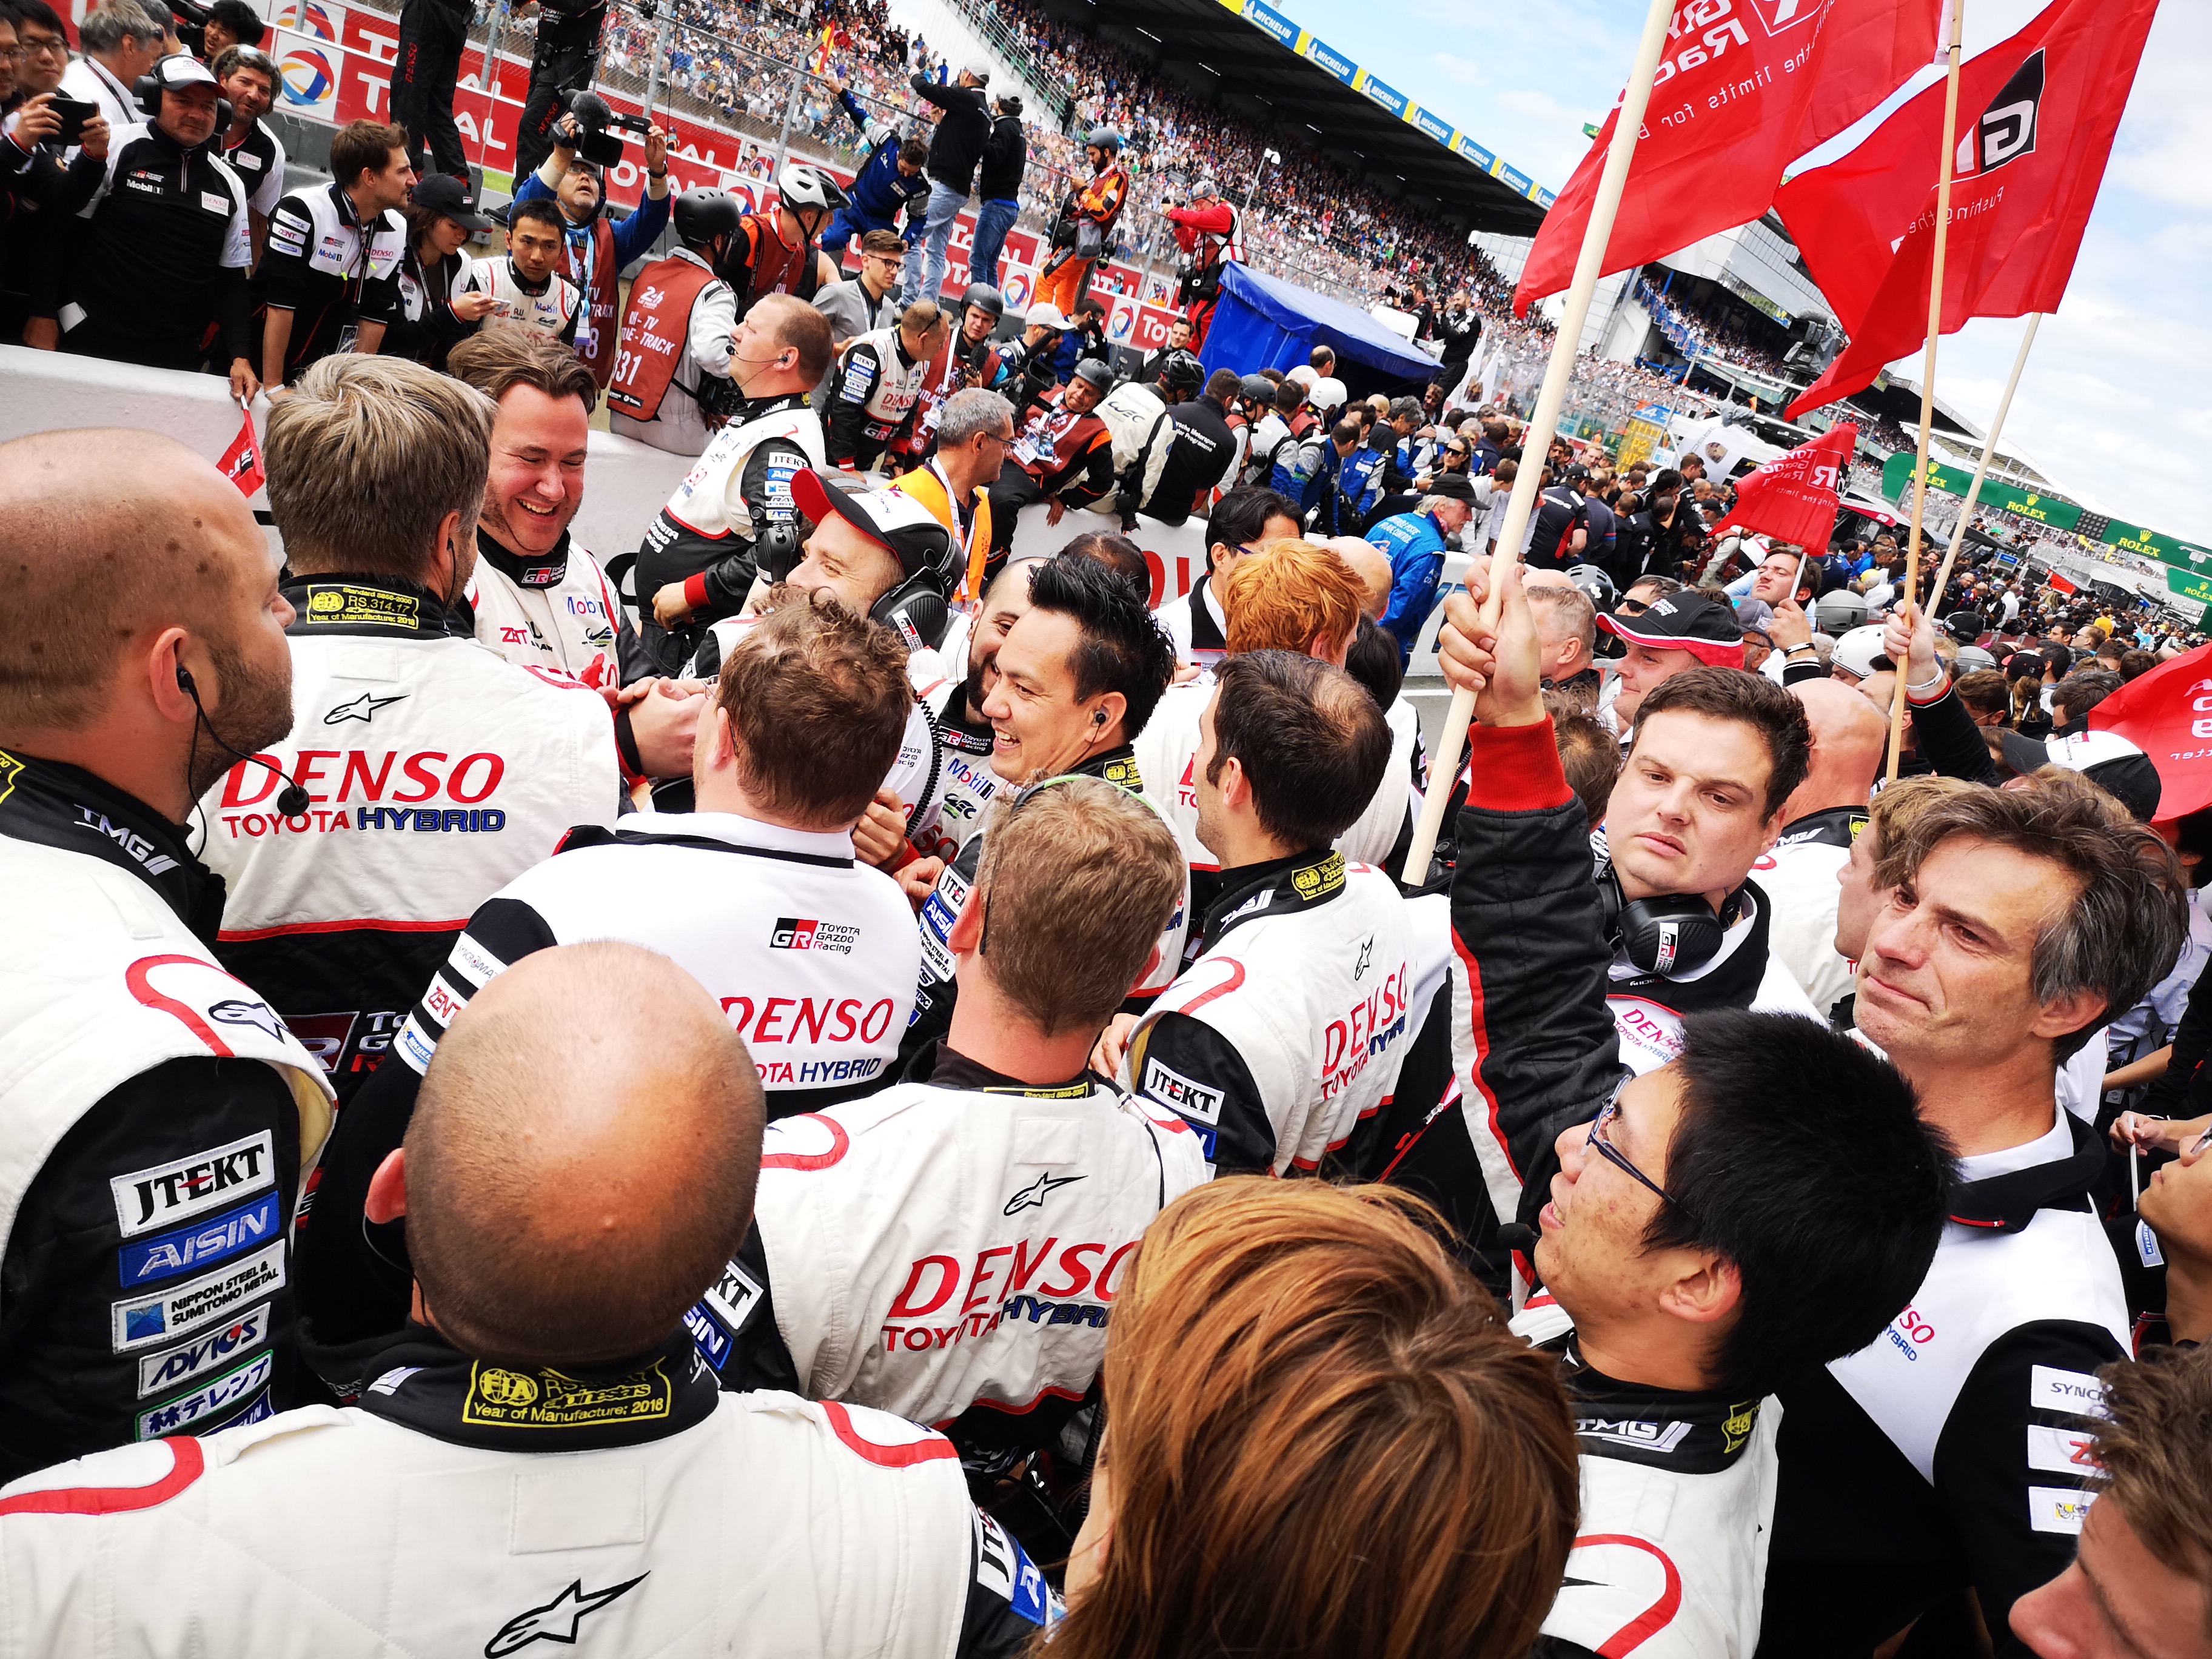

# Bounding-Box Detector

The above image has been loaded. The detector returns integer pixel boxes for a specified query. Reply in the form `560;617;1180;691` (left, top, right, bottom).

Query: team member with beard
196;359;620;1108
900;555;1183;1065
0;432;333;1480
1111;652;1410;1178
982;359;1118;555
294;595;923;1369
887;284;1002;474
1150;486;1301;675
691;779;1205;1480
638;295;833;672
823;300;950;471
0;945;1054;1658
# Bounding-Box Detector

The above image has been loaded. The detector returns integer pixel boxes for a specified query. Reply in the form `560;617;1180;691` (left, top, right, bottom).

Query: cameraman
637;295;831;670
1163;178;1237;347
61;54;256;398
512;0;611;179
608;189;739;457
514;103;671;386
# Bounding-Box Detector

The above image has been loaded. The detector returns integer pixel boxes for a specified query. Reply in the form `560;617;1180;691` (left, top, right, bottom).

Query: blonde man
196;355;622;1108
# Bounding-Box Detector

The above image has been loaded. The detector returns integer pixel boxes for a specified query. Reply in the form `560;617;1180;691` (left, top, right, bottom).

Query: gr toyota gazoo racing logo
768;917;860;954
1959;49;2043;178
1738;0;1819;38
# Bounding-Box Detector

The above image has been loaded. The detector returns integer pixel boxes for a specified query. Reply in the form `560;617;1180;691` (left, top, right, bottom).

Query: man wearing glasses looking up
1433;557;1953;1658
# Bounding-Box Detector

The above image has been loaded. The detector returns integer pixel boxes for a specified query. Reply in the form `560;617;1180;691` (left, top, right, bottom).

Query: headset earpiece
176;664;195;693
1600;868;1726;977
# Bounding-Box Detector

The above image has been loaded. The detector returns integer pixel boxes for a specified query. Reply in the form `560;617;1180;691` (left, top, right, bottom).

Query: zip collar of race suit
351;1324;721;1452
0;749;224;941
1946;1110;2105;1235
1772;803;1868;853
1191;848;1349;959
282;572;474;640
1071;742;1142;794
1536;1329;1765;1476
903;1039;1108;1100
476;523;572;589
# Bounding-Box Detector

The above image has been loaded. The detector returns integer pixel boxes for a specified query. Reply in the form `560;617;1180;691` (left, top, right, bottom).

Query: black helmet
671;188;742;251
961;283;1005;321
1071;359;1114;394
1156;348;1205;395
1564;563;1618;612
1237;372;1274;405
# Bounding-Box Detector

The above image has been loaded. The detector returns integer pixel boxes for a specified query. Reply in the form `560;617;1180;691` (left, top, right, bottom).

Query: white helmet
1831;625;1891;683
1309;377;1349;414
777;164;850;214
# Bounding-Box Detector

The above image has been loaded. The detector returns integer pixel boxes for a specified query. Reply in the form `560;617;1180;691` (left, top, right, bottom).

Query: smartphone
47;96;98;149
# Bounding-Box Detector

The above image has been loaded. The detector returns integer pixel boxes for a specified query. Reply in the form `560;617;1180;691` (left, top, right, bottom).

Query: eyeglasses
1586;1076;1691;1216
18;35;66;56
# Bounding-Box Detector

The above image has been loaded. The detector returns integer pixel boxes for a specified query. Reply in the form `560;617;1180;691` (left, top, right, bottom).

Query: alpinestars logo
1004;1171;1084;1215
1960;49;2042;178
323;691;407;724
484;1575;647;1656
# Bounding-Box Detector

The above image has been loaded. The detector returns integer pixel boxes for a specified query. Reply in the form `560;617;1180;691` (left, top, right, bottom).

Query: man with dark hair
260;118;412;391
211;47;283;266
2014;1346;2212;1658
60;53;256;394
813;227;908;363
1110;352;1236;531
1152;485;1301;674
637;294;833;669
0;431;334;1481
983;357;1118;555
822;73;930;261
696;777;1202;1481
824;298;950;473
1763;782;2190;1656
294;591;925;1360
189;0;266;60
0;943;1054;1655
514;110;672;385
1113;652;1407;1177
452;198;581;349
902;552;1184;1064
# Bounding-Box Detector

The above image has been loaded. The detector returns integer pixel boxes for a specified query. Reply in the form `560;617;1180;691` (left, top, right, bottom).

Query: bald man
0;431;334;1481
1327;535;1393;622
0;942;1054;1655
1757;677;1890;1019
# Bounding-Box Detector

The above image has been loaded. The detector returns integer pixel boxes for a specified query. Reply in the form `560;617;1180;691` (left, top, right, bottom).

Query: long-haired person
1057;1179;1578;1659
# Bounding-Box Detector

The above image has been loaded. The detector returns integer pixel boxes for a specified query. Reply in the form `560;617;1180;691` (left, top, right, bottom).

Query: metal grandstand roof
1062;0;1551;236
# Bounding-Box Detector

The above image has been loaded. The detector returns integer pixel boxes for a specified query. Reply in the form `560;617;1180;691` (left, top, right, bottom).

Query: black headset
135;57;232;133
871;569;952;655
1600;868;1727;977
178;664;310;817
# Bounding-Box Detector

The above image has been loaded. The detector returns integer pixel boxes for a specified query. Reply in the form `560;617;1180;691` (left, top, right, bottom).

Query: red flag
1708;423;1857;548
2046;570;2077;595
1779;0;2156;418
218;405;264;497
1514;0;1939;316
2090;645;2212;826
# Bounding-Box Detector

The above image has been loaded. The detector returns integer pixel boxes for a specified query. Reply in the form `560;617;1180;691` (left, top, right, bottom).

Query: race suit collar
1071;742;1142;794
475;523;572;589
352;1324;722;1452
1774;803;1868;851
0;749;224;942
739;388;811;421
1947;1110;2104;1235
918;1041;1105;1099
283;572;472;640
1192;848;1347;959
1546;1333;1766;1476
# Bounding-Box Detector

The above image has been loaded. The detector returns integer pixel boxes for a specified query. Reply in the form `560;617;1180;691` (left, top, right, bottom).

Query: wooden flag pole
1402;0;1677;879
1889;0;1968;783
1924;312;2044;608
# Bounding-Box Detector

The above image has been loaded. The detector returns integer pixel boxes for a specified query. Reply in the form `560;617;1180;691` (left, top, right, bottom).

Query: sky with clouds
1267;0;2205;534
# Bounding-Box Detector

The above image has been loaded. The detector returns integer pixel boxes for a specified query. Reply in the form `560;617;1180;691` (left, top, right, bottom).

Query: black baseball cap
1596;591;1744;668
412;172;495;232
1426;474;1478;503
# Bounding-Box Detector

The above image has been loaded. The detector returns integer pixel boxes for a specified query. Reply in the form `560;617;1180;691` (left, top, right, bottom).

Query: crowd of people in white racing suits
1;268;2210;1659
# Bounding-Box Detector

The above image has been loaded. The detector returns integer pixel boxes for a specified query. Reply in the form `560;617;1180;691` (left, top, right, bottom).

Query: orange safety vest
894;460;994;605
607;253;720;423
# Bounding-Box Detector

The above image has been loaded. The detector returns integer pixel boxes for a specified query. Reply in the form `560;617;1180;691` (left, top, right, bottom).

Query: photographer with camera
260;118;411;393
1036;127;1127;320
512;94;670;384
1164;178;1238;349
61;54;256;398
512;0;612;178
637;294;832;671
608;188;742;457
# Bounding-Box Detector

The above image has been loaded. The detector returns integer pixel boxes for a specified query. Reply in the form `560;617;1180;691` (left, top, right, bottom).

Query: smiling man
1424;558;1951;1657
1763;784;2190;1658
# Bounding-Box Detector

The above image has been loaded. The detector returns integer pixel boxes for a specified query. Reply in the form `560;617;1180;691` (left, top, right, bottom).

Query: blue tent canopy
1198;263;1437;401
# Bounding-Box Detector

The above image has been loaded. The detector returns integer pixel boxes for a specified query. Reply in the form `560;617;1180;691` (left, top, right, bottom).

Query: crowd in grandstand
8;10;2212;1658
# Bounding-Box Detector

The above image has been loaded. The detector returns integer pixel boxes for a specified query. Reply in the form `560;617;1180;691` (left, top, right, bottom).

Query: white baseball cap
1023;302;1070;330
963;57;993;83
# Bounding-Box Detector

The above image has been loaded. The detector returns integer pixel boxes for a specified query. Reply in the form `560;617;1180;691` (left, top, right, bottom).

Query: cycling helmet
671;187;742;250
1071;358;1114;394
1155;348;1205;396
1564;564;1618;613
1086;127;1122;155
777;164;850;214
1237;372;1275;406
960;283;1005;322
1307;376;1349;414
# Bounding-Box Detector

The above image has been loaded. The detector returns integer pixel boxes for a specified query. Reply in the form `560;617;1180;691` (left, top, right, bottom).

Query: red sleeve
1466;717;1574;813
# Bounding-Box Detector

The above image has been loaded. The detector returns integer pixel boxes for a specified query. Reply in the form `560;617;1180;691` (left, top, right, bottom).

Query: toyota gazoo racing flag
1709;423;1857;548
1778;0;2157;418
1513;0;1940;315
218;403;265;497
2091;645;2212;826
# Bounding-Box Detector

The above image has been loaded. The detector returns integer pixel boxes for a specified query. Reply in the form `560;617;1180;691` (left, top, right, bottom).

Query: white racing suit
464;525;639;692
687;1047;1207;1473
0;1326;1054;1657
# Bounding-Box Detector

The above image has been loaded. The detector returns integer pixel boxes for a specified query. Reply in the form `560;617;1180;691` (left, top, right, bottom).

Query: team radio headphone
178;665;310;818
1598;867;1729;977
135;56;232;133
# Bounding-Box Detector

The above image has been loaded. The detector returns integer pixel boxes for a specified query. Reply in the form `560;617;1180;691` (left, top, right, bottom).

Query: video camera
555;89;652;169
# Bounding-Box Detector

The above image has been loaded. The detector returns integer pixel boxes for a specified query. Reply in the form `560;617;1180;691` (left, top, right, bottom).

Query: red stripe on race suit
1574;1532;1683;1658
125;956;235;1057
217;917;468;942
821;1401;957;1467
759;1113;853;1172
0;1438;207;1517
